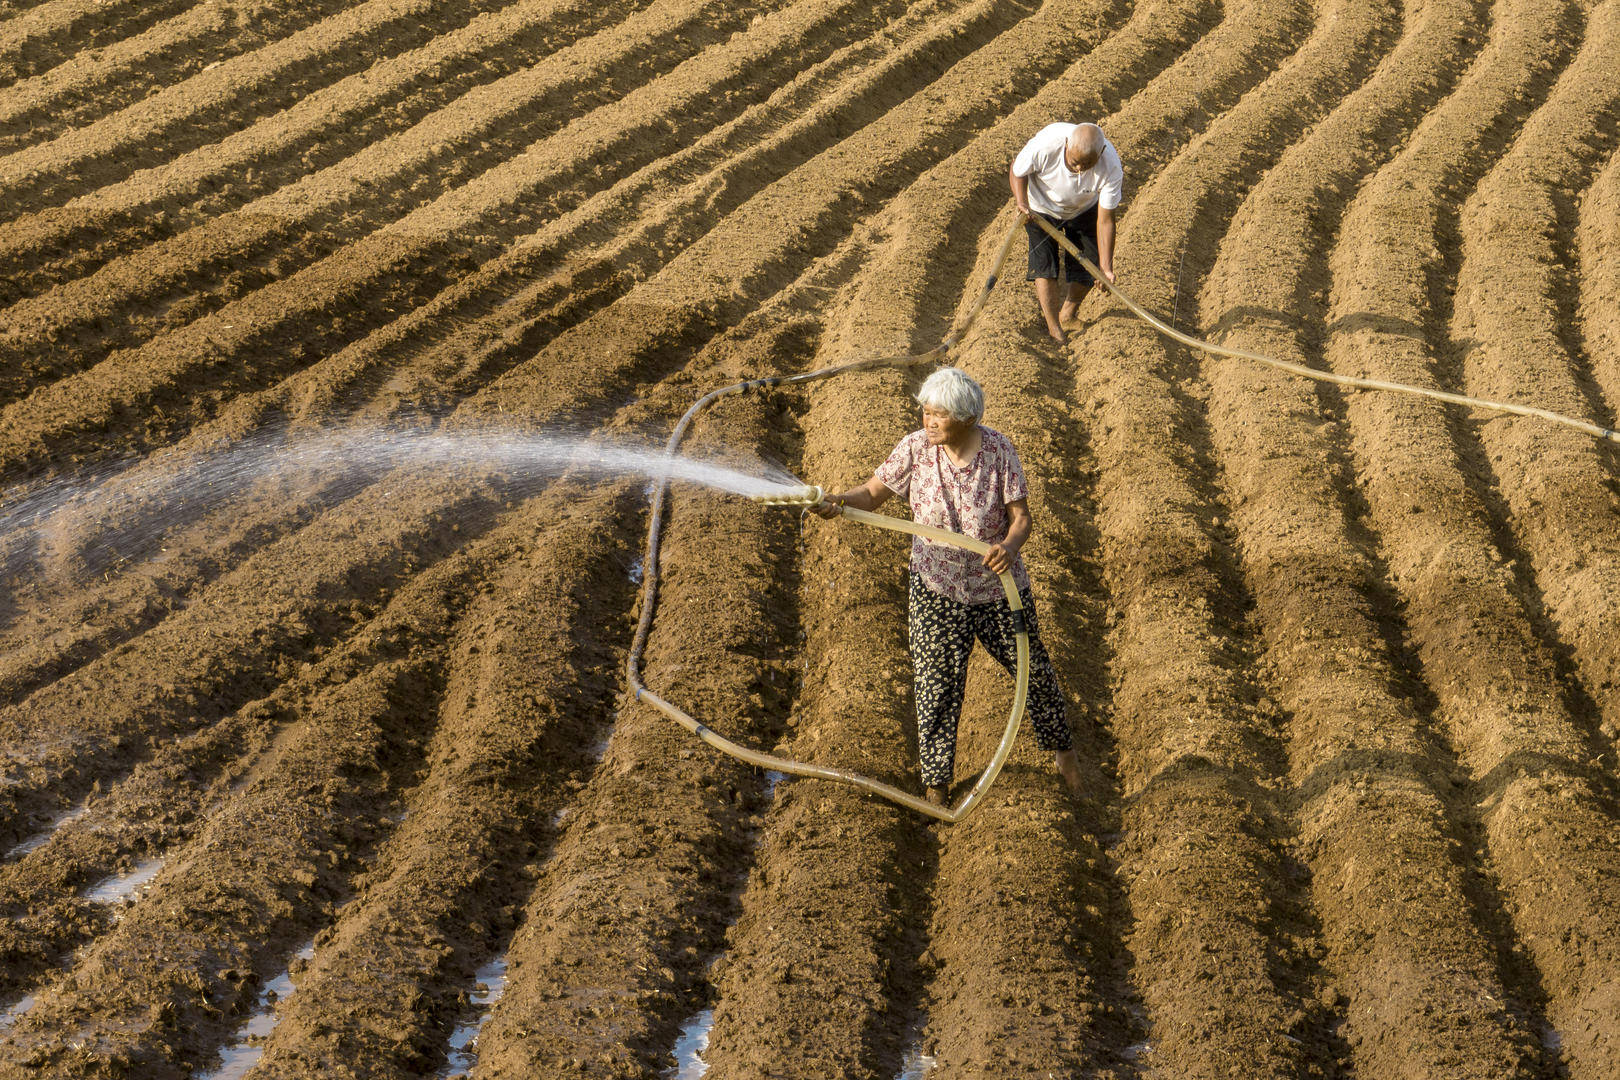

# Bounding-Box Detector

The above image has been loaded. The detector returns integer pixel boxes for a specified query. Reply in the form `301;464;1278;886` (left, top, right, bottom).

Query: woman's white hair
916;367;984;423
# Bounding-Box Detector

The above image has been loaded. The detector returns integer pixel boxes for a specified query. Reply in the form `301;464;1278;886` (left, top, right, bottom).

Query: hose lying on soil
1028;214;1620;444
630;204;1619;825
626;220;1027;824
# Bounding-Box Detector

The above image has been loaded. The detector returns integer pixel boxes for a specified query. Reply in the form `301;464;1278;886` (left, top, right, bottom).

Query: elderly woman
814;367;1081;805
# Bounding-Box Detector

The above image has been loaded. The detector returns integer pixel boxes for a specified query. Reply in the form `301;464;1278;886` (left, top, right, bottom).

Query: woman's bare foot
1045;325;1067;344
925;786;948;807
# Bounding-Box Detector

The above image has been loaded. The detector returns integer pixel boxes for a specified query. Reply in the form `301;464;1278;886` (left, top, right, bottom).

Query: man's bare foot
925;786;948;807
1045;326;1066;344
1054;749;1082;796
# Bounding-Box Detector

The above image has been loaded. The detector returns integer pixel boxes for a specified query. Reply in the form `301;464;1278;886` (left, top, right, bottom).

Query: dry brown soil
1;0;1619;1077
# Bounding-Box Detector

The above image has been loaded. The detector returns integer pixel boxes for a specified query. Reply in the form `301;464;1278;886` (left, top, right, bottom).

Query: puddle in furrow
764;770;786;798
664;1007;714;1078
0;993;36;1032
198;940;316;1080
6;802;91;860
1540;1023;1564;1054
897;1043;937;1079
84;858;164;905
1121;1038;1154;1066
629;555;645;584
436;954;510;1077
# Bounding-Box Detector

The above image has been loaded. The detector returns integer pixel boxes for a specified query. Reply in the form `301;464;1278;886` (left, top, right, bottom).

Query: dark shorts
1026;205;1099;286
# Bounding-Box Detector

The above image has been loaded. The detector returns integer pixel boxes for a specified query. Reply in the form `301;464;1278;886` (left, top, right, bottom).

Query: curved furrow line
0;0;968;690
0;472;505;855
1035;0;1415;1073
0;699;282;1002
0;0;624;310
1441;5;1620;1072
476;0;1139;437
1450;0;1620;732
722;3;1236;1070
0;536;504;1079
0;0;537;222
696;349;929;1080
243;482;642;1078
1323;0;1616;1071
0;0;353;156
0;0;192;89
1580;149;1620;421
292;0;1029;424
0;0;797;415
914;237;1150;1074
461;286;828;1077
1192;0;1563;1070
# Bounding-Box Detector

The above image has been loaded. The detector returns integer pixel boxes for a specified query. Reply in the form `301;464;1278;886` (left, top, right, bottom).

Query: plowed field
2;1;1619;1077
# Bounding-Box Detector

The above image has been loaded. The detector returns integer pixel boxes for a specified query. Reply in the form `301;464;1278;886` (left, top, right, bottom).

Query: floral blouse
875;427;1031;604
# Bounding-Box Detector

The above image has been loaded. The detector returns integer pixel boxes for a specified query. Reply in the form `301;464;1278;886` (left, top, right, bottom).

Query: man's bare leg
1033;276;1066;342
1055;748;1082;796
1058;281;1090;327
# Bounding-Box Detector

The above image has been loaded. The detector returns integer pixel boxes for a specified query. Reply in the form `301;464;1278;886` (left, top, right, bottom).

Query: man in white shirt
1009;122;1122;342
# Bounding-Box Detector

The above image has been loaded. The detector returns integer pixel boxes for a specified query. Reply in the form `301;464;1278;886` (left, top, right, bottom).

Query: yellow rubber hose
1029;213;1620;443
627;219;1027;824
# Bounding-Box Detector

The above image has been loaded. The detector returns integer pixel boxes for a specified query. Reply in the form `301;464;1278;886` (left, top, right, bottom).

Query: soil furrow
0;0;352;156
0;0;521;221
1319;0;1619;1072
1441;4;1620;1071
0;0;620;309
0;0;782;410
0;0;192;89
470;330;811;1079
0;701;281;1002
0;472;504;854
243;482;640;1078
1450;0;1620;734
308;0;1019;423
1192;0;1564;1070
697;360;927;1080
1579;149;1620;420
0;0;936;473
0;533;498;1079
1016;0;1417;1072
754;1;1238;1061
918;239;1147;1075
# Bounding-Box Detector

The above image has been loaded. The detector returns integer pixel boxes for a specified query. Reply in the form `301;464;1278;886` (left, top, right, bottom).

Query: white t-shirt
1011;123;1124;219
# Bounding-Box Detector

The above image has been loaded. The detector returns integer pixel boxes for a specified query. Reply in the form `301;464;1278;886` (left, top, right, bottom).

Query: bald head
1065;123;1105;170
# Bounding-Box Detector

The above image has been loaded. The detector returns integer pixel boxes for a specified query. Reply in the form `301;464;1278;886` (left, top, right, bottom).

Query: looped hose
626;219;1026;823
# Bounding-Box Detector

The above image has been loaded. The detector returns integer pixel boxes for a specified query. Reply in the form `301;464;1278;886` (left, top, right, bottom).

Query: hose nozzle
751;484;824;507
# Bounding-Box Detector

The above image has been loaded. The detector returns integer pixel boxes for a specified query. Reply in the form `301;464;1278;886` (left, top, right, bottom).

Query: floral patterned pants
908;576;1072;789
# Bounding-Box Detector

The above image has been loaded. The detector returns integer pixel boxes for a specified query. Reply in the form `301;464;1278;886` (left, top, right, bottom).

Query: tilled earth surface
2;0;1619;1077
